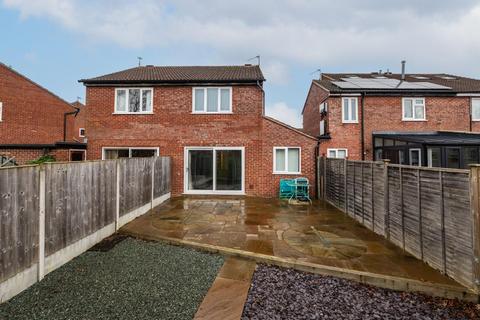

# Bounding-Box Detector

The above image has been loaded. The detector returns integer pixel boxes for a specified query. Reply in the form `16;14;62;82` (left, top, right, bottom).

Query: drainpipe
64;108;80;141
314;139;321;199
256;80;265;116
470;97;473;132
361;92;366;160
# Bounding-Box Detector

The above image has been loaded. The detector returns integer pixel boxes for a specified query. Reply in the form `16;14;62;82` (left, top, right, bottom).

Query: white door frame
183;146;245;195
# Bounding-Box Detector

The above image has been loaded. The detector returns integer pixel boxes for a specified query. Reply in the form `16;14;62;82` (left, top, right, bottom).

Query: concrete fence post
38;165;46;281
383;159;390;239
469;164;480;294
115;160;120;231
151;158;155;211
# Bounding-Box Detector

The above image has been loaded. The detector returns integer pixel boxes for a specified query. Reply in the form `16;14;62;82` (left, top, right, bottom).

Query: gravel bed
242;264;480;320
0;237;224;320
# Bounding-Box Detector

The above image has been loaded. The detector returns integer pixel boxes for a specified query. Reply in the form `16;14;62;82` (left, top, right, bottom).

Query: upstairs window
320;120;326;135
273;147;301;174
342;97;358;123
115;88;153;114
79;128;85;137
327;148;347;159
472;98;480;121
319;102;328;113
193;87;232;113
403;98;425;121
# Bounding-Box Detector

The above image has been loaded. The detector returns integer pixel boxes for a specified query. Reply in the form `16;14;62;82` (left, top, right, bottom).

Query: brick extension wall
0;148;71;165
85;85;318;197
303;84;480;160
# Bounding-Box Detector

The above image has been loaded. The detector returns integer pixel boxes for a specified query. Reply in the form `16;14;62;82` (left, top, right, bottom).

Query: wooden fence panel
387;167;403;248
443;171;473;288
372;163;386;236
353;163;363;222
361;163;374;230
154;157;171;198
45;161;117;255
346;162;355;217
0;166;39;282
119;158;152;216
401;167;422;259
325;159;345;210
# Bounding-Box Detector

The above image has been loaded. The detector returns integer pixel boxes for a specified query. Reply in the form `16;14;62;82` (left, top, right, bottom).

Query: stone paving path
120;196;469;297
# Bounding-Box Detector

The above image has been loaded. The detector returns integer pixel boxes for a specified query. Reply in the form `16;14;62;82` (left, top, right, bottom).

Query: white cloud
265;102;302;128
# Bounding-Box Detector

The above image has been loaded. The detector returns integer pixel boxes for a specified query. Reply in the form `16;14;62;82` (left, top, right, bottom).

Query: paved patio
120;196;467;295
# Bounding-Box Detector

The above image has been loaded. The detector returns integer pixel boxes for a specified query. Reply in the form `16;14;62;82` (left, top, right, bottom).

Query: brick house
0;62;86;165
302;70;480;168
79;65;318;197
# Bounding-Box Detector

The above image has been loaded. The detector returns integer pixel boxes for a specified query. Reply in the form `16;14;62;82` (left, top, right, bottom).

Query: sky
1;0;480;128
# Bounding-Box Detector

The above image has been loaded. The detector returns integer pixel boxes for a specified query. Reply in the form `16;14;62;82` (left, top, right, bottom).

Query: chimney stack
401;60;406;80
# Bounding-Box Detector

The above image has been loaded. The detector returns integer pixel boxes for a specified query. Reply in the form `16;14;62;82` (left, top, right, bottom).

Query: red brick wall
0;64;76;145
0;148;70;165
72;102;86;142
302;82;329;137
308;94;477;160
85;85;318;197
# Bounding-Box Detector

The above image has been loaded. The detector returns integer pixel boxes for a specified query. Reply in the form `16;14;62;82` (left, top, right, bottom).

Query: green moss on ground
0;238;224;320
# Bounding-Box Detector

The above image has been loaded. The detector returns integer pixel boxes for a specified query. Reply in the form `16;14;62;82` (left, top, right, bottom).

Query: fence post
38;165;46;281
344;158;347;212
151;158;155;210
469;165;480;293
323;157;327;200
383;159;390;239
115;161;120;231
439;171;447;275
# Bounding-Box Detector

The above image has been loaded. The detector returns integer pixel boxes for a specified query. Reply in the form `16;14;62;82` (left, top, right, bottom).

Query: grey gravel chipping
0;237;224;320
241;264;480;320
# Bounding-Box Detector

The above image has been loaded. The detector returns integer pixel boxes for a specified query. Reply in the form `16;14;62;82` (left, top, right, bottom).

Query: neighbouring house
302;65;480;168
79;65;318;197
0;62;86;165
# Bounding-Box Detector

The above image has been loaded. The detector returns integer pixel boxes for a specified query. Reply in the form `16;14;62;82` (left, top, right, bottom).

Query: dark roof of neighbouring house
79;65;265;85
312;73;480;94
373;131;480;145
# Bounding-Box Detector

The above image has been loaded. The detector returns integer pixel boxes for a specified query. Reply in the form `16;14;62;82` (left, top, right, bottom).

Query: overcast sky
1;0;480;127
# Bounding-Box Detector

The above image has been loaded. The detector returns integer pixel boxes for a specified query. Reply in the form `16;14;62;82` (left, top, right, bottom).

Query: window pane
216;150;242;190
194;89;204;111
404;99;413;118
350;99;357;121
343;98;349;121
415;99;424;105
464;147;479;168
287;148;300;172
337;150;346;159
220;88;230;111
275;149;286;171
428;147;441;167
398;150;405;165
116;90;126;112
446;148;460;168
131;149;156;157
410;149;420;166
414;104;424;119
104;149;129;159
141;89;152;112
320;120;325;135
189;150;214;190
375;149;383;161
473;99;480;120
128;89;140;112
328;150;336;158
207;88;218;112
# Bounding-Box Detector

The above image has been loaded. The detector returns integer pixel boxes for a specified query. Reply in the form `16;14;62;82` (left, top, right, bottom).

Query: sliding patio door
185;147;244;194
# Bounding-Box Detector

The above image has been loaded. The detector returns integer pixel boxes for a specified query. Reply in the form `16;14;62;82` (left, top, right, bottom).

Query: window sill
112;112;154;115
191;112;233;115
402;119;427;122
342;121;358;124
273;172;302;175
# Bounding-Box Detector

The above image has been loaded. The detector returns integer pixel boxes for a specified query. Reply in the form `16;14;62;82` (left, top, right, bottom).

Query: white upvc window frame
342;97;358;123
409;148;422;166
402;97;426;121
472;98;480;121
273;147;301;175
0;102;2;121
101;147;159;159
192;87;233;114
320;120;325;136
327;148;348;159
114;88;154;114
79;128;85;137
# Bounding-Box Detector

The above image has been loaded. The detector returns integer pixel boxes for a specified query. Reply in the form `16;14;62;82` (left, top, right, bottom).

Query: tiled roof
314;73;480;93
80;65;265;84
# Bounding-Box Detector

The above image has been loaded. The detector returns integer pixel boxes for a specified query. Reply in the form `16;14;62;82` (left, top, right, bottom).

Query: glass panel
328;150;336;158
216;150;242;190
343;98;349;121
220;88;230;111
206;88;218;112
337;149;346;159
350;98;357;121
472;99;480;120
399;150;405;164
194;89;204;111
189;150;213;190
116;90;126;112
374;138;383;147
403;99;413;118
415;99;424;105
275;149;286;171
131;149;156;157
287;148;300;172
384;139;394;146
374;149;383;161
128;89;140;112
414;104;424;119
428;147;441;167
464;147;479;168
141;89;152;112
320;120;325;135
409;149;420;166
446;148;460;169
104;149;129;159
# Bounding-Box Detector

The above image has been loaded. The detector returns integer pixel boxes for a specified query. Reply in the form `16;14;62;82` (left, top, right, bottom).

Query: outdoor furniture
281;177;312;204
279;178;295;199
